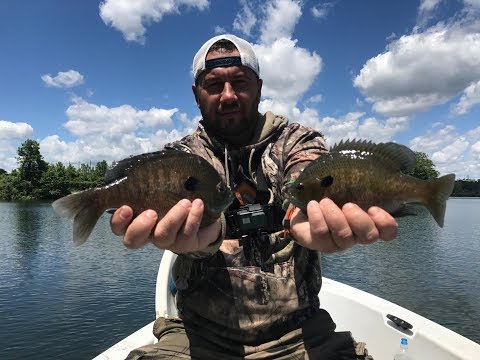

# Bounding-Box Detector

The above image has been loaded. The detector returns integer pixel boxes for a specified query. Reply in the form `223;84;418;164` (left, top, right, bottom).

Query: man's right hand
110;198;222;253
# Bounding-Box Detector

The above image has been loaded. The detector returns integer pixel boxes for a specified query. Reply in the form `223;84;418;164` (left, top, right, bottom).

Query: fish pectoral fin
390;204;418;218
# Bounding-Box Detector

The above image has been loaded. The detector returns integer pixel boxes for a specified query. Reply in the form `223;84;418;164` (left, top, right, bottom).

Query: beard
201;105;259;145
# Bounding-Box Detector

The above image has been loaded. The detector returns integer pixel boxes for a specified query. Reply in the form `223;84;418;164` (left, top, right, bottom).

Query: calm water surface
0;198;479;358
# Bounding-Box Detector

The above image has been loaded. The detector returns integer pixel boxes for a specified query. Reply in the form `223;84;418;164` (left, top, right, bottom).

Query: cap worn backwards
192;34;260;82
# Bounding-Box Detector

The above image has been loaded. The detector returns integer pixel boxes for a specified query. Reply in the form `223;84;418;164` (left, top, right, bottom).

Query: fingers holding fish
110;206;134;236
178;198;204;240
178;216;223;253
149;199;221;253
367;206;398;241
123;209;158;249
168;199;221;253
151;199;192;250
289;199;354;252
289;203;330;251
289;199;393;252
341;202;379;244
317;199;356;250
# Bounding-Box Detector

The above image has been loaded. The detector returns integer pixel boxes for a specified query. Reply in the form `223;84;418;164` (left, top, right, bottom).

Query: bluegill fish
285;139;455;227
53;150;234;245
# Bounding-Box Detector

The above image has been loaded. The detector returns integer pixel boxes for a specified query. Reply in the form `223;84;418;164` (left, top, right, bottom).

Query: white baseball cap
192;34;260;82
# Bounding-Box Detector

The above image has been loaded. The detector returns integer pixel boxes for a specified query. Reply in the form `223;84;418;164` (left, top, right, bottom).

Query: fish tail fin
52;190;103;245
424;174;456;227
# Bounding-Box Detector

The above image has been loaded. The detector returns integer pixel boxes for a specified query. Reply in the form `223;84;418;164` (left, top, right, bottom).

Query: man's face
192;50;263;141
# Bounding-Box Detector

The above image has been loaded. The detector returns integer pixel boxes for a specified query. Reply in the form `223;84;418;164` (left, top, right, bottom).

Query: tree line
0;139;478;201
0;140;108;201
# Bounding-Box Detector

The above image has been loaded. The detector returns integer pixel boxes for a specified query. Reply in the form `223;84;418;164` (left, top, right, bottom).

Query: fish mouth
283;184;302;208
283;184;294;199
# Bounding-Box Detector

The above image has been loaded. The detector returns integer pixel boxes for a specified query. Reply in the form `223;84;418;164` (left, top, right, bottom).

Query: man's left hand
289;198;398;252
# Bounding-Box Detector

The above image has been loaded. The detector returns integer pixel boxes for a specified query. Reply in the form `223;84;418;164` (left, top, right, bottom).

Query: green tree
16;139;48;191
0;173;15;200
452;179;480;197
0;170;24;200
76;163;95;190
93;160;108;186
38;162;70;199
0;168;7;176
65;163;78;191
407;151;439;180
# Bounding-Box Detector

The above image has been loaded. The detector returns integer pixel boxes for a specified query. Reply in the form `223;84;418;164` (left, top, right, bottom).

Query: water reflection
12;201;44;278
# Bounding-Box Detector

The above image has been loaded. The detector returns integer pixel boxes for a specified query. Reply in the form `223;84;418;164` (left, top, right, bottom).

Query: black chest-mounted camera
225;203;285;238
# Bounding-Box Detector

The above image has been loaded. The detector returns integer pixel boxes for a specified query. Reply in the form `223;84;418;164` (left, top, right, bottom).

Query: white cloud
417;0;442;27
431;138;469;163
451;79;480;115
64;97;176;137
230;1;320;107
419;0;441;13
358;116;410;142
409;125;456;152
472;140;480;156
305;94;323;104
255;38;322;103
259;0;302;44
315;113;409;146
409;125;480;178
354;18;480;117
0;120;33;140
258;98;409;147
99;0;209;44
311;2;334;20
214;26;226;34
41;70;84;88
35;98;197;167
0;121;34;171
259;99;321;131
464;0;480;10
233;0;257;37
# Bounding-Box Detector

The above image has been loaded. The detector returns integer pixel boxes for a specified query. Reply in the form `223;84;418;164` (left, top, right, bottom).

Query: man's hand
289;198;398;252
110;199;222;253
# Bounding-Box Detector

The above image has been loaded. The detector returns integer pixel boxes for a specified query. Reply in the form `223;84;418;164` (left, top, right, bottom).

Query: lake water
0;198;479;358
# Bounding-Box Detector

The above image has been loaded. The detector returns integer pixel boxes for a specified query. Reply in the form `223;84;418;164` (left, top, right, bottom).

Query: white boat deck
95;251;480;360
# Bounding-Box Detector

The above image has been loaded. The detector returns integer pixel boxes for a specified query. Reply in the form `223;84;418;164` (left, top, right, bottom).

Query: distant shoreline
450;196;480;199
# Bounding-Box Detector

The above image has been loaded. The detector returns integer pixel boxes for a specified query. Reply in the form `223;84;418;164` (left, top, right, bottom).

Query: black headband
205;56;242;70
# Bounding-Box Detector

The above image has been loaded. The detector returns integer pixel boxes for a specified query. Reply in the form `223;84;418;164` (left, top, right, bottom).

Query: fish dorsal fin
105;150;185;184
331;139;416;172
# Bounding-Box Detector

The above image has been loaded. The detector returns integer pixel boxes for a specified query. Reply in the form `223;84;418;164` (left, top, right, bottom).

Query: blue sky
1;0;479;178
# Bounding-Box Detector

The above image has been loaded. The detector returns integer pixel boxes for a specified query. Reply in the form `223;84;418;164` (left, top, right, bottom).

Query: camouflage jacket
164;111;328;345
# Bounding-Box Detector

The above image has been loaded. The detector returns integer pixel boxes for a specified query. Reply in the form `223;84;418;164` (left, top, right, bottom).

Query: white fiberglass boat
95;250;480;359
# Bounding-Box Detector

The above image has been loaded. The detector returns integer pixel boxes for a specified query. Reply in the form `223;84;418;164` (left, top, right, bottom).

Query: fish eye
184;176;199;192
296;183;304;191
320;175;334;188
